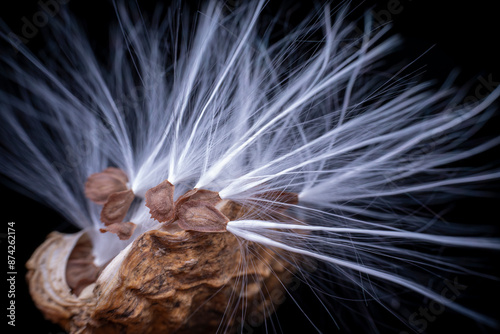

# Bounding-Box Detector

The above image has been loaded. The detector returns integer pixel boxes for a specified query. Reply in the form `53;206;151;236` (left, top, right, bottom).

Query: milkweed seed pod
26;179;299;333
1;0;499;333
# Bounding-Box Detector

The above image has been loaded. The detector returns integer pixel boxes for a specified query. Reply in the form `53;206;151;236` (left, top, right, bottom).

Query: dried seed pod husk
26;231;96;330
26;199;298;333
66;233;101;296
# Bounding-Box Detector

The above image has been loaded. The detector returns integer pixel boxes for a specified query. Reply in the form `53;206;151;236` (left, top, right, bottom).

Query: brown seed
185;188;221;205
84;167;129;204
255;190;299;208
175;188;221;210
145;180;176;223
216;199;249;221
177;200;229;232
100;221;137;240
100;189;135;225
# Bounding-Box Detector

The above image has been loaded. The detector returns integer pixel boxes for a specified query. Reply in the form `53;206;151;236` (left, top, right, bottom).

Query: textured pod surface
26;218;294;333
25;231;96;330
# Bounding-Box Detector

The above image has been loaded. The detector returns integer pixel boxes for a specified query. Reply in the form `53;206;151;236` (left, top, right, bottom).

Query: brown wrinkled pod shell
26;219;295;333
25;231;97;331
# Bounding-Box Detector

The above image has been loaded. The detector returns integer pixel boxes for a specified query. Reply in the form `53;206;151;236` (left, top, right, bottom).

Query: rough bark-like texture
27;186;301;333
27;226;293;333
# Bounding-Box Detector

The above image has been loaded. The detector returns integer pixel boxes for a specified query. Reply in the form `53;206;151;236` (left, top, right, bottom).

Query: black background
1;0;499;333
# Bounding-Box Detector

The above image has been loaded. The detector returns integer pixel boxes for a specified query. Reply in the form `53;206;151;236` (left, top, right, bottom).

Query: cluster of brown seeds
146;180;228;232
84;167;137;240
85;167;299;240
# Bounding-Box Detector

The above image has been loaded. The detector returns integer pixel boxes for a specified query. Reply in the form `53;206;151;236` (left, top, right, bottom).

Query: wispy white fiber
1;0;499;331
